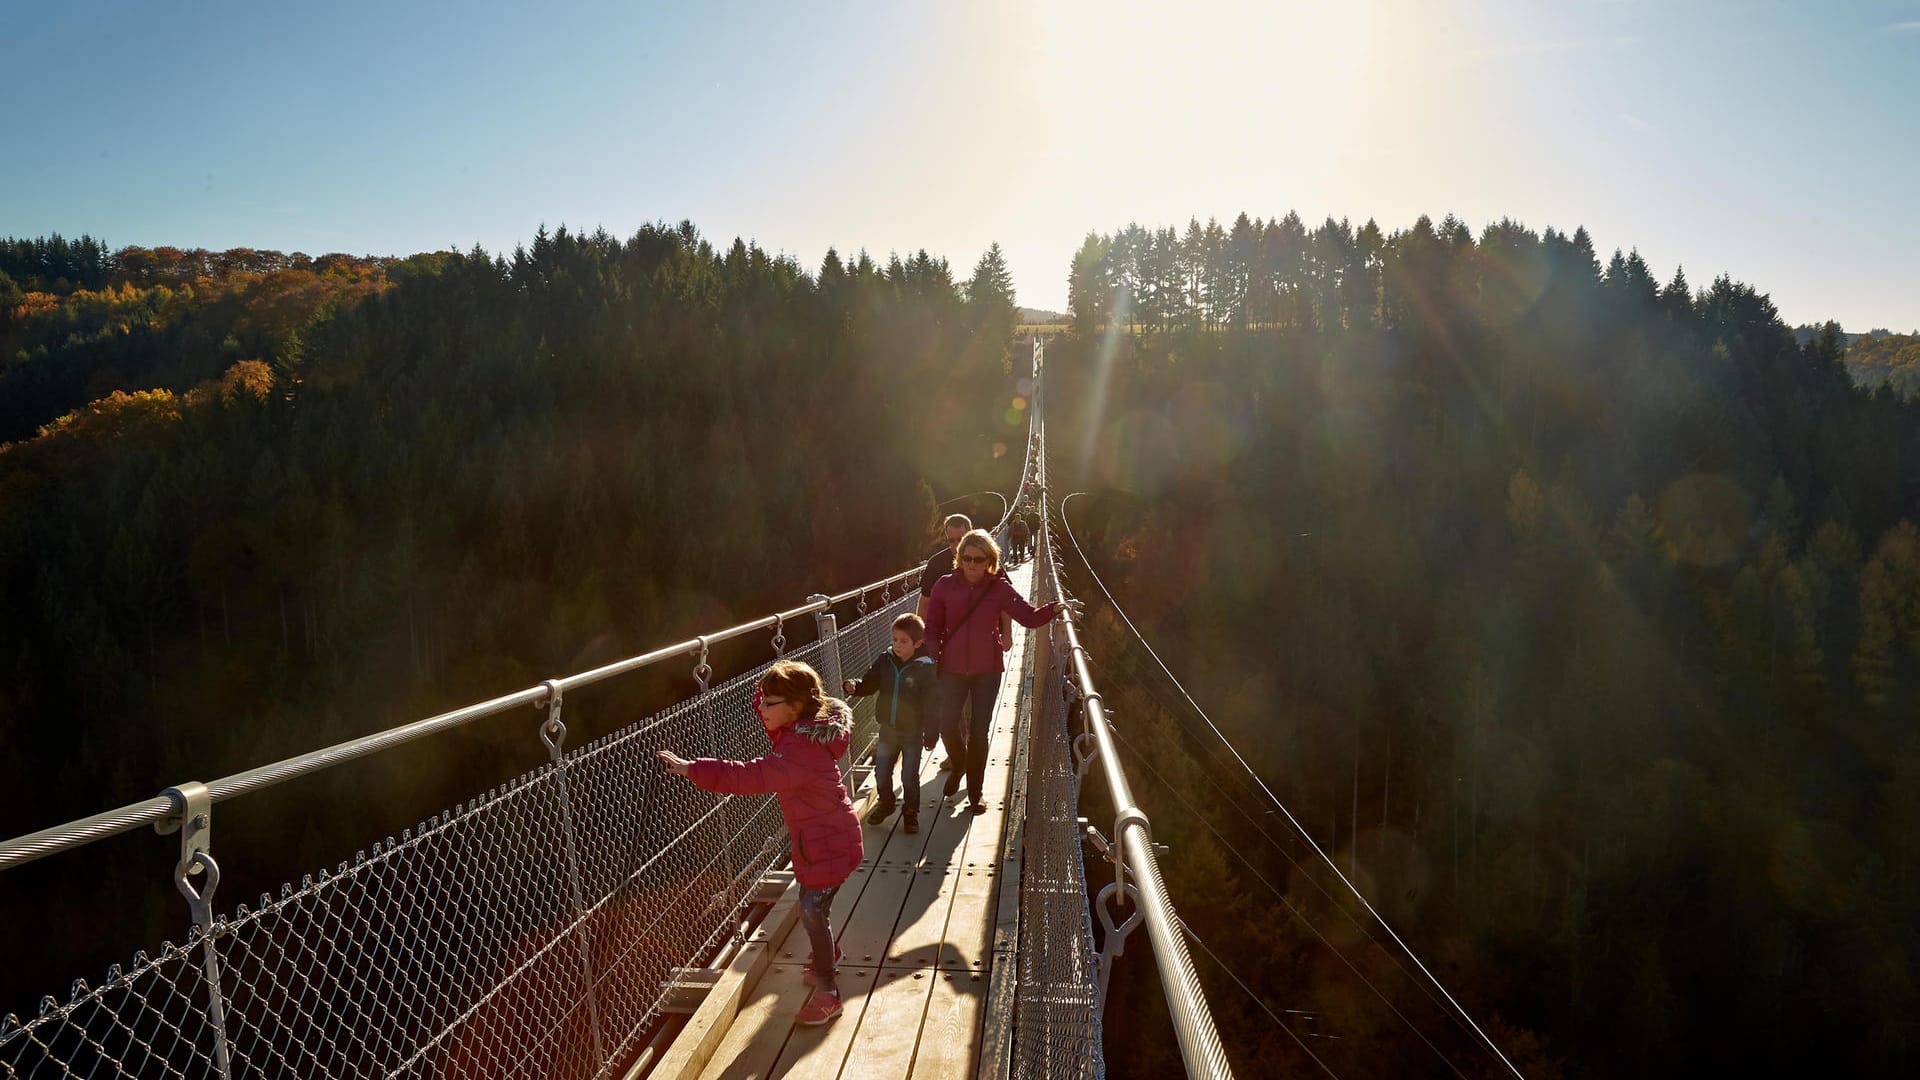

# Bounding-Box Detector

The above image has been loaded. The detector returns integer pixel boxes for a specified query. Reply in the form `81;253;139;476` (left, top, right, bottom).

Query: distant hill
1018;305;1066;324
1793;323;1920;348
1842;331;1920;396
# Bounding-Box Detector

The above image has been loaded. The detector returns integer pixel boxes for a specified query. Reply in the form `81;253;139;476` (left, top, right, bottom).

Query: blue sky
4;0;1916;330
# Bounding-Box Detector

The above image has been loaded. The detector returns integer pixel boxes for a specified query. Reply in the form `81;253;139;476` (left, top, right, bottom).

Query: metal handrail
1031;338;1233;1079
0;563;927;874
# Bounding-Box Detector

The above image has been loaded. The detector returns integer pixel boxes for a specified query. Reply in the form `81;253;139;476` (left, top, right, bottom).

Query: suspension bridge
0;339;1249;1080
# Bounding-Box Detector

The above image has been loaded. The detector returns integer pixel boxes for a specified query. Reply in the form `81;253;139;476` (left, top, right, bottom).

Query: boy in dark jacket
843;613;937;833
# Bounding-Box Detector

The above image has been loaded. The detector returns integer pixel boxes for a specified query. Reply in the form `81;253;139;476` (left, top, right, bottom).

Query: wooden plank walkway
677;561;1036;1080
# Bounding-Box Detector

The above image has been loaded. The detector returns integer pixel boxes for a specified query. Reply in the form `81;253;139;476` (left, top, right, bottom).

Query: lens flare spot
1011;396;1028;411
992;441;1008;459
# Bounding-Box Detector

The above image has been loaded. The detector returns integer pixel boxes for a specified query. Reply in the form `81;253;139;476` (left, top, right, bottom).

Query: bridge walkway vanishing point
658;559;1039;1080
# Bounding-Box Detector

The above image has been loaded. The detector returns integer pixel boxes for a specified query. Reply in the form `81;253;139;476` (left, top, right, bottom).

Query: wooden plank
978;859;1024;1080
954;810;1008;871
913;800;976;871
834;863;918;968
763;964;882;1080
977;754;1011;801
836;966;937;1080
691;959;806;1080
937;866;1000;975
911;971;989;1079
651;882;803;1080
882;866;958;970
865;804;928;867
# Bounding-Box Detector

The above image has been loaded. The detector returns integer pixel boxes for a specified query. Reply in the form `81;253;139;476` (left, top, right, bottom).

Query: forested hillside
1049;213;1920;1077
0;226;1023;1017
0;235;403;443
1844;332;1920;397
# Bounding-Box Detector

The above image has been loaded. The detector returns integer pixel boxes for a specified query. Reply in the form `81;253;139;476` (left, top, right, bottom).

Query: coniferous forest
1047;213;1920;1078
0;226;1022;1021
5;210;1920;1078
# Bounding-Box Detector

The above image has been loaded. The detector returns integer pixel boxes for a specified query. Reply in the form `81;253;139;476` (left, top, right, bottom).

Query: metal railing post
536;682;609;1070
809;594;843;694
158;783;234;1080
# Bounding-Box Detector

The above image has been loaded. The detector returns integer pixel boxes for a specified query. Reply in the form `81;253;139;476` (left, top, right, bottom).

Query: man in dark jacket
918;513;971;620
843;613;938;832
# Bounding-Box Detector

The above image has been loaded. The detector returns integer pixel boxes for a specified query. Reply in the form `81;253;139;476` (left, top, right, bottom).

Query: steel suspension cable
1095;620;1480;1046
1177;917;1342;1080
1057;492;1527;1080
1105;719;1468;1079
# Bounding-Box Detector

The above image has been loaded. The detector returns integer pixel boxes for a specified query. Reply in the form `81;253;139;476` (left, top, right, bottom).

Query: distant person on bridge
842;613;937;834
924;530;1067;814
1008;516;1031;564
919;513;972;776
656;660;861;1026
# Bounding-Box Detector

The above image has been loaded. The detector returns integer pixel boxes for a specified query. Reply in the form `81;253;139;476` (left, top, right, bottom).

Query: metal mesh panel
832;590;921;786
1011;540;1105;1080
0;597;911;1080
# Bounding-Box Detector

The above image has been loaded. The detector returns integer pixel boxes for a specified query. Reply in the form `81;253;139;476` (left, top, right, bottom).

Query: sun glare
1035;0;1378;168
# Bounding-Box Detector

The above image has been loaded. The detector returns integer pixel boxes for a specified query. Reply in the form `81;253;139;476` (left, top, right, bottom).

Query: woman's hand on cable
656;749;691;777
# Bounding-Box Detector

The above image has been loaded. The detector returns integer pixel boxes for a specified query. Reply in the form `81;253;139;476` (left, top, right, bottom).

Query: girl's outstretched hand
656;749;691;777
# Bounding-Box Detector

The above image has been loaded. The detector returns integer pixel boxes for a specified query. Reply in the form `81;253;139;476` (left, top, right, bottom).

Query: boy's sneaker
802;945;843;987
942;770;963;798
796;989;843;1026
902;810;919;834
969;801;988;815
865;801;894;826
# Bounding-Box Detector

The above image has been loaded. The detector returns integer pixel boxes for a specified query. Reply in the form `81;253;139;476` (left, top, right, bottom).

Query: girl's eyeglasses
958;554;989;565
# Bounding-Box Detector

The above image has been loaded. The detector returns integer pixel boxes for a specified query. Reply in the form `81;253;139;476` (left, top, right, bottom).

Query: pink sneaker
802;945;844;987
796;989;843;1026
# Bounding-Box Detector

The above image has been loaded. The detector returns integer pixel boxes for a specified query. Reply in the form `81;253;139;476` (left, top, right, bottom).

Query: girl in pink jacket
657;660;862;1026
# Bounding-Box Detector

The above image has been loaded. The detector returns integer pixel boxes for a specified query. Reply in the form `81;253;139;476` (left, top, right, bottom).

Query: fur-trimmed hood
789;697;853;755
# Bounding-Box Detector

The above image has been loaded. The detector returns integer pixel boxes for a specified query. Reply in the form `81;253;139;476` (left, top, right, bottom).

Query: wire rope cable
1057;491;1527;1080
1177;917;1342;1080
1096;620;1478;1046
1103;718;1468;1079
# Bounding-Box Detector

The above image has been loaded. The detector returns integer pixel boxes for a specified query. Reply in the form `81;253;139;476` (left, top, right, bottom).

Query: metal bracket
770;615;787;657
158;781;234;1080
692;636;712;692
157;782;217;916
538;679;567;762
1083;822;1113;862
1072;731;1099;780
1112;806;1152;894
1094;878;1143;1011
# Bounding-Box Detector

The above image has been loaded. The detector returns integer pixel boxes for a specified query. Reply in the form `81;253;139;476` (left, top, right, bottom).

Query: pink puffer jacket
924;572;1061;675
685;698;863;889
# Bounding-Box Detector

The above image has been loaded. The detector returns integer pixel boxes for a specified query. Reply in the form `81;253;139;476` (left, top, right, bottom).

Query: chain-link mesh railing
1009;530;1105;1080
0;587;918;1080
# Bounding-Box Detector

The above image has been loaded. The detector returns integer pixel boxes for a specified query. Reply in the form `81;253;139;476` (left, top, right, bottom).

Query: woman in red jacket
923;529;1066;813
657;660;862;1026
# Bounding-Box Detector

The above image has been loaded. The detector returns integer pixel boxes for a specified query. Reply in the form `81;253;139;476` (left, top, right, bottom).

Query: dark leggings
937;671;1003;804
797;885;840;993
